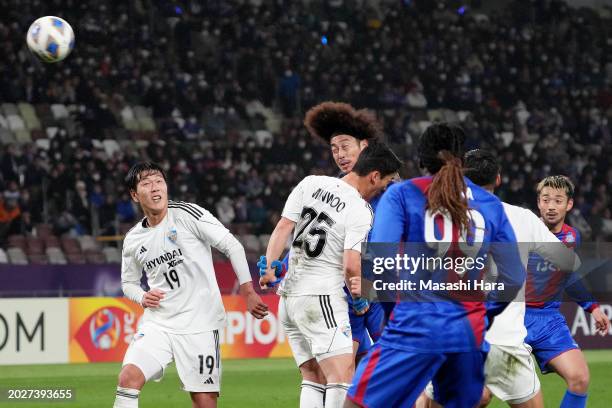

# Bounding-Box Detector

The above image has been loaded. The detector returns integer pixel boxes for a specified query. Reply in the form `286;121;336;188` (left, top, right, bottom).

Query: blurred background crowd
0;0;611;251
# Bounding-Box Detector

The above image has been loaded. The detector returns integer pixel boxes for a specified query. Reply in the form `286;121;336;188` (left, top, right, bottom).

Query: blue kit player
525;176;610;408
346;123;525;408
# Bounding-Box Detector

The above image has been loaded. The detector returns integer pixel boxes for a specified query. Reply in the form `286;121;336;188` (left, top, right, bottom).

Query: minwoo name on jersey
311;188;346;212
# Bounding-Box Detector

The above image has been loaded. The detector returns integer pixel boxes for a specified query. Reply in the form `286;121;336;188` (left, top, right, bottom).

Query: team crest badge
341;323;351;339
167;227;178;244
565;232;575;243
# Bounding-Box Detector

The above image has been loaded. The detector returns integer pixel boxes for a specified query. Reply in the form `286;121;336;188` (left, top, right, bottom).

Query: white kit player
260;143;401;408
464;150;580;408
113;162;268;408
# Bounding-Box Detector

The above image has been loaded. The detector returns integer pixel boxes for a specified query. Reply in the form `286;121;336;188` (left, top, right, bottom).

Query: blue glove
257;255;283;287
352;297;370;316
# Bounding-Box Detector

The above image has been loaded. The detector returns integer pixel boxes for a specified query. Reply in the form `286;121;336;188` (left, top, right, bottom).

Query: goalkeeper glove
257;255;283;287
352;297;370;316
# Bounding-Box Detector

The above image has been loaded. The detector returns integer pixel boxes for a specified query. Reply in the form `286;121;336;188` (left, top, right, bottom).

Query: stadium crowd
0;0;611;243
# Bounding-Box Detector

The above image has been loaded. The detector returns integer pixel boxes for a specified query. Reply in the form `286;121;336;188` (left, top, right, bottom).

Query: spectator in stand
0;0;609;241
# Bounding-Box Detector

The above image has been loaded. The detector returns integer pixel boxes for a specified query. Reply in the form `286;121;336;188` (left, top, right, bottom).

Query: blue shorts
524;308;579;374
347;343;485;408
350;301;386;356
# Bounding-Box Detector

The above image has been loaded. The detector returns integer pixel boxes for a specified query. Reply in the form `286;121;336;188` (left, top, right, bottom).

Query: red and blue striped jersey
526;223;598;312
371;176;524;352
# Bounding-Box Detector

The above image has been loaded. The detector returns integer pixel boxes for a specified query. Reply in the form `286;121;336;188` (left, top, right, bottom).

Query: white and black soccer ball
26;16;75;63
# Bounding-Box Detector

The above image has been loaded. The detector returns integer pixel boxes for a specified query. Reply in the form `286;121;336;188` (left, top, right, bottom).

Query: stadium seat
7;247;28;265
138;117;156;131
0;128;15;144
0;248;8;264
46;247;67;265
7;235;26;249
18;103;41;130
26;236;45;254
77;235;101;252
7;114;25;131
1;103;18;116
65;252;86;264
457;111;471;122
133;105;151;119
43;235;61;248
120;106;139;130
102;139;121;158
254;130;273;147
441;109;459;123
46;126;59;138
61;237;82;254
35;138;50;150
28;253;49;264
500;131;514;147
427;109;444;122
417;120;433;134
91;139;104;150
102;246;121;263
84;250;106;264
14;129;32;144
50;104;69;120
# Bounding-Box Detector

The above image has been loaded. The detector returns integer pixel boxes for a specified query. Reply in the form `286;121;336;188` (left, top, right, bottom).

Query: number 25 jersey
278;175;373;297
121;201;230;334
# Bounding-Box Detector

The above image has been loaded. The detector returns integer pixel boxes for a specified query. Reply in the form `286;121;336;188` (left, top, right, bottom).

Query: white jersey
121;201;231;334
278;175;373;296
486;202;578;346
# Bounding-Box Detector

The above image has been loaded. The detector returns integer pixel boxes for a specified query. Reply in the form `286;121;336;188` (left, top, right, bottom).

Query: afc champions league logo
89;308;121;350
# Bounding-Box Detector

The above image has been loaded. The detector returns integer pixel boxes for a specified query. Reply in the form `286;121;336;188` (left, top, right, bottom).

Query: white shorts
279;294;353;367
485;343;540;404
423;344;539;405
122;323;222;393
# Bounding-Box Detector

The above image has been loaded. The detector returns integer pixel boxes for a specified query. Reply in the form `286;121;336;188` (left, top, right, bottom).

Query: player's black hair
463;149;501;187
125;162;167;192
304;101;383;143
417;123;470;233
352;142;402;177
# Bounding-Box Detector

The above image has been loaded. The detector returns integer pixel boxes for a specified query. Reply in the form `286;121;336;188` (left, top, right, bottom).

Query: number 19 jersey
278;175;373;297
121;201;230;334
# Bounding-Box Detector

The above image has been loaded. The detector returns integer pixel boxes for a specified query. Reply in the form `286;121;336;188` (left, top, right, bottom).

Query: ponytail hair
417;123;470;233
427;151;471;233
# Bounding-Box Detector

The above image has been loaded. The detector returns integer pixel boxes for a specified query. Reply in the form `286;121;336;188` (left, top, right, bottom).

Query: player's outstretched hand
592;307;610;336
240;282;269;319
257;255;283;289
142;288;165;308
247;291;269;319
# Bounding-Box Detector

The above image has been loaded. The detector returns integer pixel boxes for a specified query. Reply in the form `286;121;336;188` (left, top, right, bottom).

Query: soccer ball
26;16;75;63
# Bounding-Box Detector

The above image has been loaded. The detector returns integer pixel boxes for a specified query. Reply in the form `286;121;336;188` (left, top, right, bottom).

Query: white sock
113;386;140;408
300;380;325;408
325;383;350;408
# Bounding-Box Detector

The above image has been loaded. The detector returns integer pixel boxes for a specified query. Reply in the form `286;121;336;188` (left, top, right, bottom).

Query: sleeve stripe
176;201;204;217
168;203;201;219
168;200;204;217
